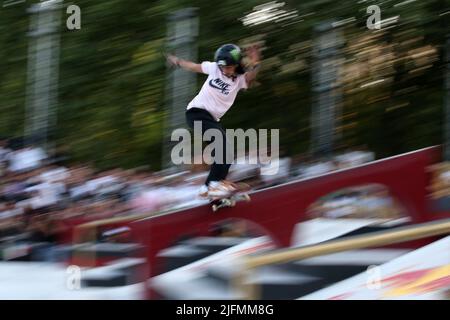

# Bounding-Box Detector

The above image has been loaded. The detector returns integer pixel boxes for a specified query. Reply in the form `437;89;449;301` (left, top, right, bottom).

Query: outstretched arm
166;54;203;73
244;45;262;87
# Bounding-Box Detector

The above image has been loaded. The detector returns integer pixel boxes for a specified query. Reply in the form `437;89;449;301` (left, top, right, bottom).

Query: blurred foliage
0;0;448;169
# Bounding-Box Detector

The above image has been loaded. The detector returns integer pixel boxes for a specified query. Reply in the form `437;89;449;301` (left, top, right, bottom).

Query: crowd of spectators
0;137;381;261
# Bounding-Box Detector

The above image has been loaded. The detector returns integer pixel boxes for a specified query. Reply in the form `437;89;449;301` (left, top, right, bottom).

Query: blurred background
1;0;448;167
0;0;449;299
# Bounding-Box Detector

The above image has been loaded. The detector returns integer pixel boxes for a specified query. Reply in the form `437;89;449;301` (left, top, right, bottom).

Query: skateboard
208;182;252;212
210;192;251;212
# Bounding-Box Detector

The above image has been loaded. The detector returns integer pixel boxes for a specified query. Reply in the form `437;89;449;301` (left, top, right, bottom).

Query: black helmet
214;44;242;66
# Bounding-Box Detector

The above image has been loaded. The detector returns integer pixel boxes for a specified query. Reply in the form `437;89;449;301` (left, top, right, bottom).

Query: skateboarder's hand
166;54;180;68
245;44;262;66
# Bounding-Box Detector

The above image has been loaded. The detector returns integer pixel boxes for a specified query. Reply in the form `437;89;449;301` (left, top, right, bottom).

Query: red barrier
131;146;445;288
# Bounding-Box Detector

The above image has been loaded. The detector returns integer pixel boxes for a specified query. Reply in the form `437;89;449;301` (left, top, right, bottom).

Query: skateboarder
166;43;261;199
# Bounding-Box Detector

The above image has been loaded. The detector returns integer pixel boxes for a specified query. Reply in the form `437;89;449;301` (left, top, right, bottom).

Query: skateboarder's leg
207;128;232;185
186;109;231;185
186;108;234;197
204;126;235;197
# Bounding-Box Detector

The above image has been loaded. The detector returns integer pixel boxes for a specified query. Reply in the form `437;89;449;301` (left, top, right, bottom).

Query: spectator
0;139;11;176
6;146;47;173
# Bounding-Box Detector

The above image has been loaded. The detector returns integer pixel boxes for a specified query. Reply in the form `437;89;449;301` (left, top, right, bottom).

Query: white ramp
0;262;144;299
300;235;450;300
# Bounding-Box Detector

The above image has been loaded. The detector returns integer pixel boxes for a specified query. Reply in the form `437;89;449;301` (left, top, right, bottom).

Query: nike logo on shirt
209;79;231;95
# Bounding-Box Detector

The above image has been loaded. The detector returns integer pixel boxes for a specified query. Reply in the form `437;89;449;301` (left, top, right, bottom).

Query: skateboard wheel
212;204;218;212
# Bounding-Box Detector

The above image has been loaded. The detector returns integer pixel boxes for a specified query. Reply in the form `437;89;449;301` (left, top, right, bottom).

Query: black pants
186;108;231;186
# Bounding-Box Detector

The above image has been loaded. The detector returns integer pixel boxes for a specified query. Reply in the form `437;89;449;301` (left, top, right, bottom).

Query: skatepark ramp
234;218;450;299
130;146;444;280
69;146;449;299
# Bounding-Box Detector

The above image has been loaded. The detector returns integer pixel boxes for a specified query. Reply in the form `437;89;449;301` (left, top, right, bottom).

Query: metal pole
311;21;343;159
24;0;62;152
162;8;198;171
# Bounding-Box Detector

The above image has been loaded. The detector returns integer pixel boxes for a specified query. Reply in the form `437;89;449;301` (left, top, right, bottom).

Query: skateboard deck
210;192;251;212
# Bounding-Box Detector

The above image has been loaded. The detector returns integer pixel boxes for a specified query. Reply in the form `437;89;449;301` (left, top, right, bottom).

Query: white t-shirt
26;181;65;209
39;167;70;183
0;147;11;162
7;147;46;172
187;61;248;121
